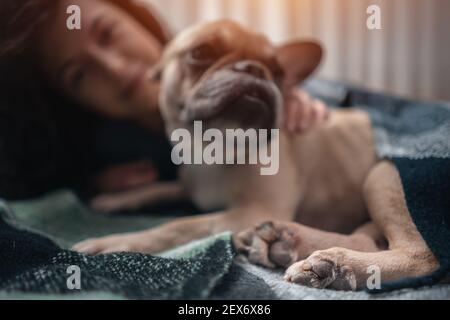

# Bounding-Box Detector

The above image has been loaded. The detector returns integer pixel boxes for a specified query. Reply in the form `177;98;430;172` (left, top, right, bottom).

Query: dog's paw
72;232;148;255
234;221;302;268
284;249;356;291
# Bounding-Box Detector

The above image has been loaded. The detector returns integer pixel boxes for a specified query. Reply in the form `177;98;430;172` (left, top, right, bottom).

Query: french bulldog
74;20;438;291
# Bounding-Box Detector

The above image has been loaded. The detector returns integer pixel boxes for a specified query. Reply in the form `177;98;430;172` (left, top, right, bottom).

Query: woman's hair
110;0;171;45
0;0;54;57
0;0;171;199
0;0;170;57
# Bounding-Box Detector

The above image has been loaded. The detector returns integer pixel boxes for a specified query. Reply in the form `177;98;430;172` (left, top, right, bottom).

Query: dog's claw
284;251;357;291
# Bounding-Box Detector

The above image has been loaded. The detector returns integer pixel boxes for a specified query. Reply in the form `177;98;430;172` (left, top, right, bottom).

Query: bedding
0;193;234;299
0;79;449;299
0;191;449;299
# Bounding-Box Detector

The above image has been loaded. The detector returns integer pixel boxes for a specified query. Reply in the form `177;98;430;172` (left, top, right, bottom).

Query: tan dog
74;20;438;290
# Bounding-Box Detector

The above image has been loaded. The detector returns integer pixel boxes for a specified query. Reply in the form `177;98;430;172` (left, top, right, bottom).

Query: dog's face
156;19;323;134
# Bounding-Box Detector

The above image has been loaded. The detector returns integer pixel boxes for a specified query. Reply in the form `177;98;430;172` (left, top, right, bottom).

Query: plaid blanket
1;191;449;300
1;79;449;299
0;197;234;299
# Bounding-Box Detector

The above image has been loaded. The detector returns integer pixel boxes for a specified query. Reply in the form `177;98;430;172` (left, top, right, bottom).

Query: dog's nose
232;61;268;80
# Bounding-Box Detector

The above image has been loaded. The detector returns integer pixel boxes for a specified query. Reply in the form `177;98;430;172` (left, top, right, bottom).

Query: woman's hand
93;160;158;194
283;89;329;134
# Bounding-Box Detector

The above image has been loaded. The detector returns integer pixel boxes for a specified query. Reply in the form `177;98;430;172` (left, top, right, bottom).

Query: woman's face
36;0;163;125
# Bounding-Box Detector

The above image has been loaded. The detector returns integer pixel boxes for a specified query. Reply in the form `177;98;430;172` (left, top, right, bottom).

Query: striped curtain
146;0;450;101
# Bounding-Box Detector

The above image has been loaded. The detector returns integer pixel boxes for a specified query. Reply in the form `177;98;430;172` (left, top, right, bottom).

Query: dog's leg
284;161;439;290
73;207;291;255
234;221;382;269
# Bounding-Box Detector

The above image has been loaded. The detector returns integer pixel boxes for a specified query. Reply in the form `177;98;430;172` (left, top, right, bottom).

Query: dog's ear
276;41;323;89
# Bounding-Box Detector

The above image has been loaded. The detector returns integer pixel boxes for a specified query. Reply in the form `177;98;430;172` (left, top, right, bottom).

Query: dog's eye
187;44;221;66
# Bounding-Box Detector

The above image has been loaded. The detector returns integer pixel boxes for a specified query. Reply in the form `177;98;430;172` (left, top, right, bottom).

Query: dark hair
0;58;101;199
0;0;55;57
0;0;171;199
0;0;170;57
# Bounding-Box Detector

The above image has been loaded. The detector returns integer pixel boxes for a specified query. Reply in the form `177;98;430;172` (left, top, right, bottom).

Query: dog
74;20;439;290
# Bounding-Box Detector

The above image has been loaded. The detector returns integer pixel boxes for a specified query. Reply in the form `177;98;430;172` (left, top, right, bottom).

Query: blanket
1;191;449;300
1;79;449;299
0;196;234;299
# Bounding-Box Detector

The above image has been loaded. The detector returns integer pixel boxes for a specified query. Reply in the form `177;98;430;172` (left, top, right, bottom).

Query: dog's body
183;109;375;234
75;20;439;290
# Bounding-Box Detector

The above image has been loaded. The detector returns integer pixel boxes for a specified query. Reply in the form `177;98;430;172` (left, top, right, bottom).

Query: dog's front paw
72;232;149;255
234;221;302;268
284;249;356;291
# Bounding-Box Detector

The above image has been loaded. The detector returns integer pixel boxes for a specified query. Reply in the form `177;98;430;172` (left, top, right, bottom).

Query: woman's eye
187;44;221;65
273;67;285;85
98;24;117;47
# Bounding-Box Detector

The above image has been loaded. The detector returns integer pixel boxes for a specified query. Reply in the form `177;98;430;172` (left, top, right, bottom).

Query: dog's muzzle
181;67;281;129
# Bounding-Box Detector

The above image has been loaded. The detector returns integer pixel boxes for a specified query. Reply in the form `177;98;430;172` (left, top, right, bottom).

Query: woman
0;0;328;204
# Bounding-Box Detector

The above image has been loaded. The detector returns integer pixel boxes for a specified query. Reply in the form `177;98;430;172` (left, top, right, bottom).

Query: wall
146;0;450;101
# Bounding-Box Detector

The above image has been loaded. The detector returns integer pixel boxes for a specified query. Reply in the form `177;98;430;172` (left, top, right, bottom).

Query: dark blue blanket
305;79;450;291
0;202;235;299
